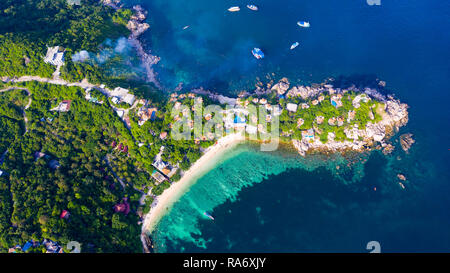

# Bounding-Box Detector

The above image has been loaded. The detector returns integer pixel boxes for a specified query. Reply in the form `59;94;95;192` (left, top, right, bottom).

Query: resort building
44;46;65;66
337;116;345;126
116;110;124;118
301;103;310;109
137;107;157;126
196;97;203;104
122;94;136;105
60;210;70;220
316;116;325;125
352;94;370;108
330;96;343;108
111;97;120;104
302;129;315;141
347;110;356;123
51;100;71;112
110;87;136;105
159;131;168;140
328;117;337;126
114;198;130;215
286;103;298;113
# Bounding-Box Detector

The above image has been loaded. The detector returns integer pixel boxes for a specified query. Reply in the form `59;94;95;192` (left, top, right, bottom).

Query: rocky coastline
290;85;409;156
190;78;409;157
102;0;161;87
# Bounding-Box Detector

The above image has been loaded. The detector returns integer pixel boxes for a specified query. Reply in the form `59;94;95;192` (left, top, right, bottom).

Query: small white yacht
228;6;240;12
247;5;258;11
297;21;310;28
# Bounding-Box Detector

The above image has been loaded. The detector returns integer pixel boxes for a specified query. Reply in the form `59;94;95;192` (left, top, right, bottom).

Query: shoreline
141;133;246;236
102;0;161;87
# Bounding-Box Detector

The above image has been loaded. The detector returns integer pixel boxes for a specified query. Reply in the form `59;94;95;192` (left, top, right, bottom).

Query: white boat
290;42;299;50
182;25;190;30
204;212;215;221
252;48;265;59
247;5;258;11
297;21;310;28
228;6;240;12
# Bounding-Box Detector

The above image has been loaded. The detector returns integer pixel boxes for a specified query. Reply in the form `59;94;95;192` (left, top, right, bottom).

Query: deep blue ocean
123;0;450;252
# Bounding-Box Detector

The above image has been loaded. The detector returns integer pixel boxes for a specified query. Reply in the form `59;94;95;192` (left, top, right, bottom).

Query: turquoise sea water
122;0;450;252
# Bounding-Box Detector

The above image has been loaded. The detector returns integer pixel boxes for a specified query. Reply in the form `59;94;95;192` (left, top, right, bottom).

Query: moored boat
297;21;310;28
204;211;215;220
252;48;265;59
290;42;299;50
228;6;240;12
247;5;258;11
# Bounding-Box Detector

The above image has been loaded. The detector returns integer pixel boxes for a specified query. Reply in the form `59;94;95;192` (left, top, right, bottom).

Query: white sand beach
142;133;246;235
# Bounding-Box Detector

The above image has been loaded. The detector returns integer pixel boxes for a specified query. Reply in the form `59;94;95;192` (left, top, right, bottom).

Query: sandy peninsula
142;133;245;235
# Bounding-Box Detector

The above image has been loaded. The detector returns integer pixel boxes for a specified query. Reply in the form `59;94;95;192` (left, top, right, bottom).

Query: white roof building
116;110;124;118
286;103;298;113
111;97;120;104
44;46;65;66
122;94;136;105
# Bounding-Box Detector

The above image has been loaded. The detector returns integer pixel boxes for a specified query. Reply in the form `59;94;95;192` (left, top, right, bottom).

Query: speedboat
297;21;310;28
204;212;215;221
228;6;240;12
247;5;258;11
290;42;299;50
252;48;264;59
182;25;190;30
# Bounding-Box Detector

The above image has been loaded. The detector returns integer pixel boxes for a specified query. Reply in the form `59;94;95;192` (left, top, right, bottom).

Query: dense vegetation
0;89;27;155
0;83;144;252
0;0;131;81
0;34;55;78
0;0;130;52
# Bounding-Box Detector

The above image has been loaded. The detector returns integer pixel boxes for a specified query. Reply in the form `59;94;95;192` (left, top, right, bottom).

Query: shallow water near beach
122;0;450;252
151;143;448;252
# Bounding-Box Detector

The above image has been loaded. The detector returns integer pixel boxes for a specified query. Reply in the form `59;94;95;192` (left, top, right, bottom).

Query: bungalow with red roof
60;210;70;220
114;198;130;215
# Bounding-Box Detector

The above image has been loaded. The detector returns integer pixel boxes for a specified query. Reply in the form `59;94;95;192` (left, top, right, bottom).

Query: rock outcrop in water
399;133;415;153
